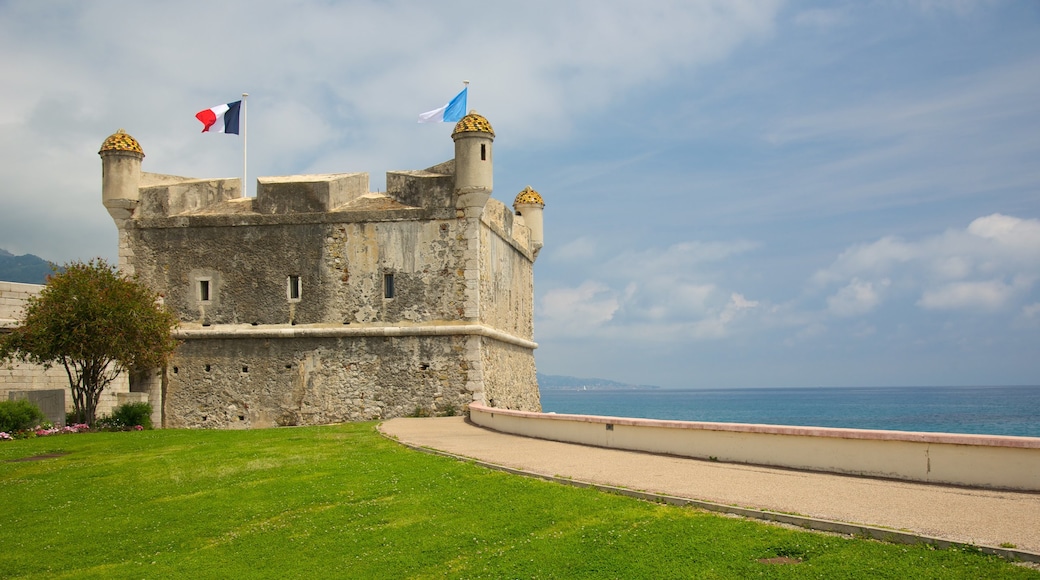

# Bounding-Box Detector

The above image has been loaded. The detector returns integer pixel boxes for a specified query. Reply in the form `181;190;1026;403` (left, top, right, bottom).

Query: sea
539;385;1040;438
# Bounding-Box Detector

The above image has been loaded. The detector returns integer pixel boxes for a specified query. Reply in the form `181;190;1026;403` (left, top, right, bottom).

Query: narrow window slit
287;275;301;301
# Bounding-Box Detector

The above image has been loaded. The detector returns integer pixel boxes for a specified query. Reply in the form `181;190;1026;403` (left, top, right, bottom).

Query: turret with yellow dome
451;110;494;210
513;186;545;256
98;129;144;221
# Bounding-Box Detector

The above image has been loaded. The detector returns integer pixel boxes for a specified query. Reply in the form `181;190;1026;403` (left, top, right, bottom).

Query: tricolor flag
418;87;467;123
196;100;242;134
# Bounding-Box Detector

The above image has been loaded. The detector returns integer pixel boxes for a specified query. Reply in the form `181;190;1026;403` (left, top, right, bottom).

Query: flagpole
242;92;248;197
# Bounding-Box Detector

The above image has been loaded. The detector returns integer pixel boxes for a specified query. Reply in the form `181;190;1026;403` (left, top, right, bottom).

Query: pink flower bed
1;423;94;441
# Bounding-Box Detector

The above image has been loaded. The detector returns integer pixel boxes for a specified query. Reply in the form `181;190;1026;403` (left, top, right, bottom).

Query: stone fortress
89;111;546;428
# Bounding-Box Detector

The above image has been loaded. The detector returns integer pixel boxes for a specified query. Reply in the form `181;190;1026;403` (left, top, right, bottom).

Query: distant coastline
537;373;660;391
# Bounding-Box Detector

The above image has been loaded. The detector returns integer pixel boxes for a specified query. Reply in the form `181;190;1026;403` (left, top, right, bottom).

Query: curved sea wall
468;403;1040;491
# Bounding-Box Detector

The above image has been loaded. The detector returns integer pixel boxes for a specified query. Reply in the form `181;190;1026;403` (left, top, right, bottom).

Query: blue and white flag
418;87;467;123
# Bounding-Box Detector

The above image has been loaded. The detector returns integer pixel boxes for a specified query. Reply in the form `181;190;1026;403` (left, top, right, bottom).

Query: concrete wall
468;403;1040;491
1;281;131;419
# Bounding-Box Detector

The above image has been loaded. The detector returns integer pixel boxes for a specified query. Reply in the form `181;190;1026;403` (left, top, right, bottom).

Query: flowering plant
0;423;92;441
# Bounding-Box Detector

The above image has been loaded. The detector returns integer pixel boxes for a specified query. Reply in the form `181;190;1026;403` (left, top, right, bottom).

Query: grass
1;424;1036;579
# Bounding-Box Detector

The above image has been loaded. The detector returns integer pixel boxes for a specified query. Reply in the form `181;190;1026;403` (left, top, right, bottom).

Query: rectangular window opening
287;275;301;301
199;280;211;302
384;273;395;299
480;143;486;161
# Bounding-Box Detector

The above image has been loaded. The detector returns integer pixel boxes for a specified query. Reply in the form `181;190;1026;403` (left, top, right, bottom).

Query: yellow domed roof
452;110;495;138
99;129;144;156
513;186;544;208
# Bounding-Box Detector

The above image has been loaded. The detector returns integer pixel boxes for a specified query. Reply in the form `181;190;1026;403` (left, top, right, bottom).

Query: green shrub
0;399;46;433
99;401;153;430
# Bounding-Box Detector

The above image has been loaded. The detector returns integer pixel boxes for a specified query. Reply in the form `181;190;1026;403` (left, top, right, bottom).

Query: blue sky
1;1;1038;388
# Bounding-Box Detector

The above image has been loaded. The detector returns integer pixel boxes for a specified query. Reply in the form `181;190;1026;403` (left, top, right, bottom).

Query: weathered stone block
385;170;454;209
140;178;241;217
257;173;368;214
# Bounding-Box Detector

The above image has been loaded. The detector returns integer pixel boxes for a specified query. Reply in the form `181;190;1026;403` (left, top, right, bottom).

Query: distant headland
537;373;660;391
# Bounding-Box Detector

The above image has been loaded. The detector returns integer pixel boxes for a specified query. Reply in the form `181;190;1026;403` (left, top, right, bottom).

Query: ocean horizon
538;385;1040;438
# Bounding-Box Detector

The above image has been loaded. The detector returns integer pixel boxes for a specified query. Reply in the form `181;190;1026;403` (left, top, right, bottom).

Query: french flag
195;100;242;134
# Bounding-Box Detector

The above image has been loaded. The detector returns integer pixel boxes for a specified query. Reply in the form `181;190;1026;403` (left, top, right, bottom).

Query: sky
1;0;1038;389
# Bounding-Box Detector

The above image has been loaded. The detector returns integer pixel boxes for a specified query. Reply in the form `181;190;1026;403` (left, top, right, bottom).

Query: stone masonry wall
165;334;472;428
478;215;534;339
129;216;469;327
473;199;539;411
480;338;540;412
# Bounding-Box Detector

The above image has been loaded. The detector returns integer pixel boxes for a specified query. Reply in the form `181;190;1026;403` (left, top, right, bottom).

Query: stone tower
513;186;545;257
451;111;497;323
452;110;494;210
98;129;144;275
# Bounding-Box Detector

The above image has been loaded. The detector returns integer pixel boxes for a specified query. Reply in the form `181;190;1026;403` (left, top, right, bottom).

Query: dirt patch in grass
757;556;801;564
6;452;69;462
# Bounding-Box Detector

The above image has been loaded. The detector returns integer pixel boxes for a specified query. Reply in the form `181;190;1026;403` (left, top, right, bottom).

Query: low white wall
468;403;1040;491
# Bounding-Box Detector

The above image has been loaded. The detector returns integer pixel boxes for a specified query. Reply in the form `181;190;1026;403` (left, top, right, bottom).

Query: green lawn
0;423;1035;579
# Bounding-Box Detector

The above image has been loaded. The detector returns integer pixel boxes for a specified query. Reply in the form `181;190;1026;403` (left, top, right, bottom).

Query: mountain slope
0;249;57;284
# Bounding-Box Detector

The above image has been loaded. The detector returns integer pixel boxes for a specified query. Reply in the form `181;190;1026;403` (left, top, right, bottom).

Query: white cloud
967;213;1040;252
536;238;762;341
917;279;1022;311
811;236;915;286
538;281;619;337
813;214;1040;314
690;292;760;339
827;278;888;317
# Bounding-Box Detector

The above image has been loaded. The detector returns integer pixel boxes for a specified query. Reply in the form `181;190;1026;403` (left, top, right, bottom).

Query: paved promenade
380;416;1040;560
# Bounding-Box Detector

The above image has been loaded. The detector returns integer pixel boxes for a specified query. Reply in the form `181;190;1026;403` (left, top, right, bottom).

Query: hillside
0;249;57;284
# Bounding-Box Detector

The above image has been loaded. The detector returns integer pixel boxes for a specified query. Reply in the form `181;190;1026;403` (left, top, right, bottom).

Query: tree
0;259;178;426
